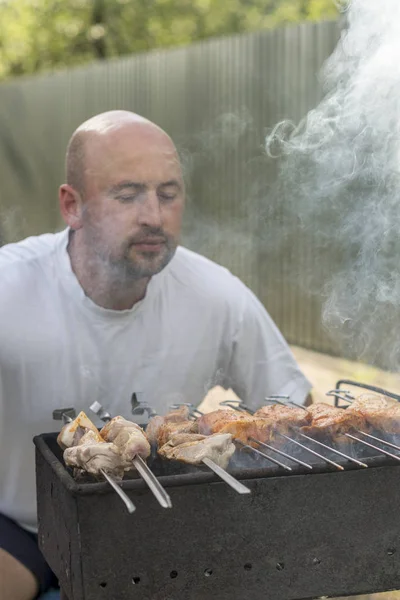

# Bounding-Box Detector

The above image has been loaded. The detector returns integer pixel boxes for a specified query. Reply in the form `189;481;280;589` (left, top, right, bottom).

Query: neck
67;233;150;310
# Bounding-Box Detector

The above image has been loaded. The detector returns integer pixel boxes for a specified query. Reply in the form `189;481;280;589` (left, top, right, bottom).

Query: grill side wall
35;447;83;600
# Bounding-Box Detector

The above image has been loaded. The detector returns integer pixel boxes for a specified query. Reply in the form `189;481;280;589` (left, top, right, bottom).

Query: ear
59;184;84;230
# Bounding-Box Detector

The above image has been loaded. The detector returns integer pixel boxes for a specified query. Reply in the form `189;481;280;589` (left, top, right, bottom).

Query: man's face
80;125;185;279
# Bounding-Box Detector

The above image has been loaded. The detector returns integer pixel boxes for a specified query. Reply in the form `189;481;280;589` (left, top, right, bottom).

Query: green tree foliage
0;0;339;80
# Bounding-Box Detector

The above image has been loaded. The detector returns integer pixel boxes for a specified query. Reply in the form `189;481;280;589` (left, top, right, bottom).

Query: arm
225;284;312;410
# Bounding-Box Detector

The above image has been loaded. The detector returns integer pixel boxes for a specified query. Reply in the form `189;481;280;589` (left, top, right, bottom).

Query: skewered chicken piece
157;420;199;447
100;416;151;461
346;393;400;434
159;433;236;469
63;430;126;479
217;417;282;447
197;409;248;435
197;406;307;446
166;433;206;445
196;402;363;447
57;410;100;450
146;406;192;445
162;405;191;422
254;404;311;427
301;403;366;441
150;410;237;469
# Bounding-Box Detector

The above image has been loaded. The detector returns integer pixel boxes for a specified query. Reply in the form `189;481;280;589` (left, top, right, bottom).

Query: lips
131;239;166;252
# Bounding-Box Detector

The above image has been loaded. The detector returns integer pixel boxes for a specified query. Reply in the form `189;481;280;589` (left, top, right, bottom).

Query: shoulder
0;230;65;268
168;246;250;304
0;229;66;291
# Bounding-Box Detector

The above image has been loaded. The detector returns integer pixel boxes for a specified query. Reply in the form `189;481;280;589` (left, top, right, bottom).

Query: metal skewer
296;431;368;468
54;409;136;514
100;470;136;513
277;432;345;470
356;429;400;452
89;401;112;422
169;403;204;418
265;395;290;402
219;400;252;413
345;433;400;462
202;457;251;493
249;436;313;470
90;402;172;509
235;440;292;471
265;397;309;412
326;390;355;404
131;455;172;508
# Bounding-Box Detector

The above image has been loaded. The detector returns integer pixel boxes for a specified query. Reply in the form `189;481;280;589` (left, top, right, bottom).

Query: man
0;110;311;599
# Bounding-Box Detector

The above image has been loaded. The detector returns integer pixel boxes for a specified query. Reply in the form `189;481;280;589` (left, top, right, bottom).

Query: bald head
65;110;177;196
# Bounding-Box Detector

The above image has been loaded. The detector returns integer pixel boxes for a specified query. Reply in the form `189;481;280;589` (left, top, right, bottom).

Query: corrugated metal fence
0;21;342;357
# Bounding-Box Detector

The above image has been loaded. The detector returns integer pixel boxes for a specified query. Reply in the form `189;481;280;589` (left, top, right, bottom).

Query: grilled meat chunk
57;411;99;450
218;417;280;446
166;433;206;445
302;403;366;440
146;416;166;445
197;409;247;435
63;430;125;478
158;433;235;468
347;394;400;434
198;405;310;446
100;416;151;461
163;406;191;422
253;404;311;427
157;420;199;448
146;406;192;444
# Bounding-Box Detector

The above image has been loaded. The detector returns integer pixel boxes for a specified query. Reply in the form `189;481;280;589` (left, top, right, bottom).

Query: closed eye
158;192;177;202
116;194;140;203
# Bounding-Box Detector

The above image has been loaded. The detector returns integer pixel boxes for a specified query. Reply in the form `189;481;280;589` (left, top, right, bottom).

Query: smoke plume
266;0;400;371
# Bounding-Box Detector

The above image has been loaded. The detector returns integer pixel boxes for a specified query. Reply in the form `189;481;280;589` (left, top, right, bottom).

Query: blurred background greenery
0;0;338;81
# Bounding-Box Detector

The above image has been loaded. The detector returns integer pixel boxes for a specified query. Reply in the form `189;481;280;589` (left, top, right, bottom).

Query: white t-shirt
0;229;311;530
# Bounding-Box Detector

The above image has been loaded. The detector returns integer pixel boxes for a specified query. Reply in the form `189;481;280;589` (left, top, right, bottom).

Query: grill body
34;432;400;600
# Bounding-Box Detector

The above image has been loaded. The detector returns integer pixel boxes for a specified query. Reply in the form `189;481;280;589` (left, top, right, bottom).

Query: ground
199;346;400;600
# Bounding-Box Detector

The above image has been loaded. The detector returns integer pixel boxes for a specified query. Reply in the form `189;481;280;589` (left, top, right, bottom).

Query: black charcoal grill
33;381;400;600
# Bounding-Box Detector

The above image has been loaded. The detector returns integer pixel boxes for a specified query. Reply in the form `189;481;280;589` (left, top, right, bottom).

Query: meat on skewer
197;406;306;446
59;412;151;479
254;404;311;427
146;405;192;445
217;417;282;447
158;433;236;469
197;409;248;435
347;393;400;435
196;402;363;447
147;409;237;468
57;410;100;450
157;420;199;448
64;430;126;479
100;416;151;461
301;403;366;441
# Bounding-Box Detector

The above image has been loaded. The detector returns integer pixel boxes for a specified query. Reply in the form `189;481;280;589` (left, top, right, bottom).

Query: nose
137;192;163;229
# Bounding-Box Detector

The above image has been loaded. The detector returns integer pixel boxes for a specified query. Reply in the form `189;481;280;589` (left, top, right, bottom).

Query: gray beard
108;245;176;281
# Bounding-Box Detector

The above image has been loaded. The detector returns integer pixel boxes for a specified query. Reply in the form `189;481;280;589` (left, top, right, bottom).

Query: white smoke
266;0;400;371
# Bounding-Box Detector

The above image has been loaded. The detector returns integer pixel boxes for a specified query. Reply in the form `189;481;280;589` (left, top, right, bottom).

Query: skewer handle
132;456;172;508
101;469;136;514
202;457;251;494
